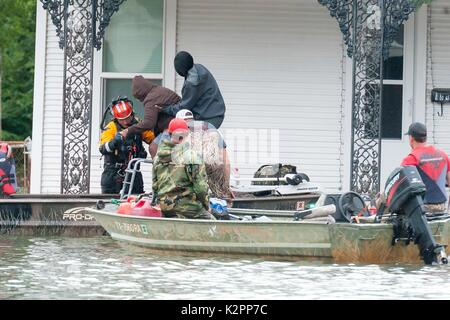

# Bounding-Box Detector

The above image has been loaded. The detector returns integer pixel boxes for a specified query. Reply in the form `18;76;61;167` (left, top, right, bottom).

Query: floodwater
0;236;450;300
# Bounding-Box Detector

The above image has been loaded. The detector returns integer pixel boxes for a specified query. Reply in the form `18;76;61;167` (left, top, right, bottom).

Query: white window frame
90;0;177;191
98;0;168;106
372;24;407;141
91;0;177;139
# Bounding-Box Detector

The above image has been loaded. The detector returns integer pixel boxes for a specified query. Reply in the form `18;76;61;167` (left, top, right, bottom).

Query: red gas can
117;202;133;215
127;195;137;203
131;198;162;217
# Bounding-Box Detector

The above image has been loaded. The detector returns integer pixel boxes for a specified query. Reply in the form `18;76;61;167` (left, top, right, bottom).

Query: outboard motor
384;166;447;265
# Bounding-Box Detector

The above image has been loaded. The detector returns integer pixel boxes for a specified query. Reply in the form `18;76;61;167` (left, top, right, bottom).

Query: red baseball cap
168;118;189;134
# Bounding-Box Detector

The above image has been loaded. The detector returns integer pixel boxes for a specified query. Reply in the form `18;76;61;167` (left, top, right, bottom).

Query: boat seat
426;212;450;221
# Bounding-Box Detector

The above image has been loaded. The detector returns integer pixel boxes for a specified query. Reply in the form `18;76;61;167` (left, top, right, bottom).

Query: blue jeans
204;115;224;129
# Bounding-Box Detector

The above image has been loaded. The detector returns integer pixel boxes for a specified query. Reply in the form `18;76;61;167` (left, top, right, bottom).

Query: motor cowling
384;166;447;265
385;166;426;214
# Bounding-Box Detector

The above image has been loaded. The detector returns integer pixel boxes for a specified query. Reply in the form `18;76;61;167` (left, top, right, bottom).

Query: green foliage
412;0;433;8
0;0;36;141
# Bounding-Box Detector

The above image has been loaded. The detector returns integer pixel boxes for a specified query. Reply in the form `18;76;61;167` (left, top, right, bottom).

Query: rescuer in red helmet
99;96;155;194
0;143;17;196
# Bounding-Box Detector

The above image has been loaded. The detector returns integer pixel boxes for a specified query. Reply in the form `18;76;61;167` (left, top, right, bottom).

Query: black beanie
174;51;194;77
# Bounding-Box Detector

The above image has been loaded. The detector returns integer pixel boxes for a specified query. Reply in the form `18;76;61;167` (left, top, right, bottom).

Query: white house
30;0;450;194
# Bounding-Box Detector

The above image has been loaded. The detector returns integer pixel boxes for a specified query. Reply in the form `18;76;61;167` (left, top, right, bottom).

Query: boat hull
0;193;321;236
87;206;450;264
0;194;110;236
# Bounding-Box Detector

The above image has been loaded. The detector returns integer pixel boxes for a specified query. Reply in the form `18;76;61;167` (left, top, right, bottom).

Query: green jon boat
82;166;450;265
85;203;450;264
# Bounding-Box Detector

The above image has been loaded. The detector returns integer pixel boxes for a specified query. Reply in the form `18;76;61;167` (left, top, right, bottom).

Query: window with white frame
101;0;164;119
364;25;404;140
381;24;404;139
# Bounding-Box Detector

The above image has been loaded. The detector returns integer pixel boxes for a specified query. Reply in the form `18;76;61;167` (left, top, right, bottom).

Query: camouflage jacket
152;139;209;215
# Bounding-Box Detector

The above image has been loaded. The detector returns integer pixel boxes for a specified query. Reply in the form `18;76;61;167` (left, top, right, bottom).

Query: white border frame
30;3;48;194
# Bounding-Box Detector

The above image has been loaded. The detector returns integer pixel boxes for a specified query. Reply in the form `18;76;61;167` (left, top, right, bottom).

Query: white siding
38;13;155;194
40;13;64;193
426;1;450;153
176;0;345;190
89;149;103;194
38;14;122;195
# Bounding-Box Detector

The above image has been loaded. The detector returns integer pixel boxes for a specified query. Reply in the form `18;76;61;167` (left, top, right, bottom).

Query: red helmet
168;118;189;134
110;97;133;120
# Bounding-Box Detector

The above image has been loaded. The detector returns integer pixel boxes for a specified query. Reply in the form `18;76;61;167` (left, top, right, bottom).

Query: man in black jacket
160;51;226;129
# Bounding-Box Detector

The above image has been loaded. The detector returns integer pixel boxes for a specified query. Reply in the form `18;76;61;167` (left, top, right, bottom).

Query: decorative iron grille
60;0;94;194
41;0;126;194
320;0;415;196
350;0;385;196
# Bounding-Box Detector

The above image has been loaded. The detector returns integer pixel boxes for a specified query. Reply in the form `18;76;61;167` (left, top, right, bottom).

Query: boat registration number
114;221;149;235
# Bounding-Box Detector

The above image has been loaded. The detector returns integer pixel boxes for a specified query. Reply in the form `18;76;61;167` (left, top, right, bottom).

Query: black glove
151;193;158;206
108;132;123;150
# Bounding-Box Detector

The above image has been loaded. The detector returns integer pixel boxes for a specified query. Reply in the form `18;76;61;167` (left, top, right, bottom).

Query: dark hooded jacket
163;64;226;121
127;76;181;137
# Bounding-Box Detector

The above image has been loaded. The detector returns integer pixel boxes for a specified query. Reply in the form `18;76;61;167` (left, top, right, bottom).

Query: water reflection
0;236;450;299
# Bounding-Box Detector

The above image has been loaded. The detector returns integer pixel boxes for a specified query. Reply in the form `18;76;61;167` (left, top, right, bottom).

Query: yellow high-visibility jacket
99;119;154;165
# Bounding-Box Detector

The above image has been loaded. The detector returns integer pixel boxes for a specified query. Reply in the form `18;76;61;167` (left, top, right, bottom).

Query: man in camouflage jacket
152;118;215;220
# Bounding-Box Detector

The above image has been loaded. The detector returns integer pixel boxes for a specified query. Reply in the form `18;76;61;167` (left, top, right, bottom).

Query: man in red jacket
401;122;450;213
